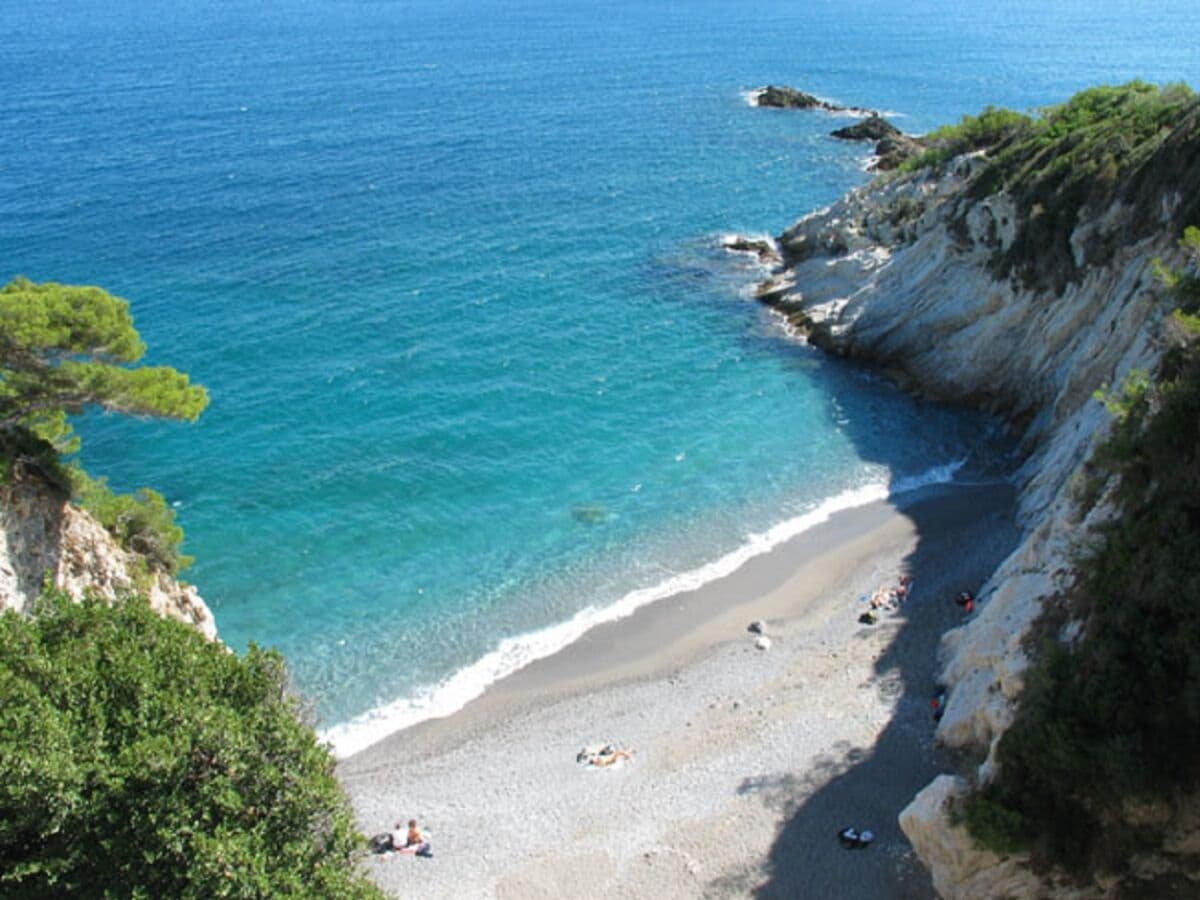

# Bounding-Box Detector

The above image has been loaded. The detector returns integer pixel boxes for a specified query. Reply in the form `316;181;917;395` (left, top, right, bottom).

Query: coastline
321;466;971;760
339;480;1019;898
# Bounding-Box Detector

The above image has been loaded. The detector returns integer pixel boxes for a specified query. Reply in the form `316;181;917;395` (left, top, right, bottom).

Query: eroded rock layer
0;476;216;640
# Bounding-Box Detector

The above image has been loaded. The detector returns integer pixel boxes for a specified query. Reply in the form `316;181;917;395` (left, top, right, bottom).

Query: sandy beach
339;481;1019;899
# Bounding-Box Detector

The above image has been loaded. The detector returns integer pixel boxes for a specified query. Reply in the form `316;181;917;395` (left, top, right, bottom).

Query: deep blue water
3;0;1197;754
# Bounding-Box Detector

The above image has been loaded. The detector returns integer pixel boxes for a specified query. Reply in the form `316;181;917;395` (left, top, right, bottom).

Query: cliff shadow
717;335;1022;899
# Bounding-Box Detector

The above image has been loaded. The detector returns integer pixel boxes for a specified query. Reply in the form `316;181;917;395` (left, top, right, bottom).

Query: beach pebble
747;620;766;634
754;635;772;651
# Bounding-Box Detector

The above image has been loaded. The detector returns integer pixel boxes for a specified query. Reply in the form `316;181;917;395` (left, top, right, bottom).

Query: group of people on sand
856;575;981;626
857;574;912;625
372;819;432;858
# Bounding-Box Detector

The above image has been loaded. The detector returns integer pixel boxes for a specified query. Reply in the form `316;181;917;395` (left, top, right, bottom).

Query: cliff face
760;145;1187;896
0;475;216;640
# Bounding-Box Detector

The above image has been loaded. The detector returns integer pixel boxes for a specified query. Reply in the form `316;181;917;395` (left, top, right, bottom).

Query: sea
3;0;1197;757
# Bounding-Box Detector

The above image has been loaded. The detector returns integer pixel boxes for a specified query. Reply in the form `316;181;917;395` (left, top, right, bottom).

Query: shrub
67;467;191;574
900;105;1032;172
0;590;385;899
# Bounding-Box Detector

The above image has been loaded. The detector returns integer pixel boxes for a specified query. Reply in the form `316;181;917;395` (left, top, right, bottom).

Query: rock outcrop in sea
754;86;1200;897
751;85;848;112
0;471;216;640
751;86;921;169
828;113;900;141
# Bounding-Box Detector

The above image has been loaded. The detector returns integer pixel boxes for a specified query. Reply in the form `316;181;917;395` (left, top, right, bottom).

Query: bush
900;105;1033;172
67;467;192;575
0;590;385;899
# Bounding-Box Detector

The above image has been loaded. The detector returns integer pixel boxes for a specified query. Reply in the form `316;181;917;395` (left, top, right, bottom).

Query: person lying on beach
591;747;632;767
870;586;899;611
576;744;633;767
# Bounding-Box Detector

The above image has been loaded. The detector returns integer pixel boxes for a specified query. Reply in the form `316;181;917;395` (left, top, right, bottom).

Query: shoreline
340;479;1020;898
322;465;969;760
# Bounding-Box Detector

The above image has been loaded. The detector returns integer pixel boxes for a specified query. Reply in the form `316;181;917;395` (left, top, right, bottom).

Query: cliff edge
0;471;216;640
758;84;1200;896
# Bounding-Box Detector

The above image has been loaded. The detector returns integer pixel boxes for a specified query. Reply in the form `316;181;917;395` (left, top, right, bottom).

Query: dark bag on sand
370;832;395;854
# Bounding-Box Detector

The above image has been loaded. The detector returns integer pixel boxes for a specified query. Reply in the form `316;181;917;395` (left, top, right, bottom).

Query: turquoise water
3;0;1197;754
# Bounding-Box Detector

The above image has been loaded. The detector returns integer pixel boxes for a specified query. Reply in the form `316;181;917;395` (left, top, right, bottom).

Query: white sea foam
321;461;966;758
740;87;766;107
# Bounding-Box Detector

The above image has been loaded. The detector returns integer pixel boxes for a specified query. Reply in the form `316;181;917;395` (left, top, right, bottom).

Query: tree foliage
0;590;384;899
963;231;1200;874
0;277;210;572
0;277;208;438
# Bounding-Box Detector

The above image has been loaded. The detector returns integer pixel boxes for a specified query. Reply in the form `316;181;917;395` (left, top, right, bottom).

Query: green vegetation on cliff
906;82;1200;293
0;277;209;573
0;590;384;899
964;229;1200;875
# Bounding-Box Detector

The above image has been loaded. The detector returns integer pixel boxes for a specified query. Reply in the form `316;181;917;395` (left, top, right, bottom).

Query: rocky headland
749;83;1200;896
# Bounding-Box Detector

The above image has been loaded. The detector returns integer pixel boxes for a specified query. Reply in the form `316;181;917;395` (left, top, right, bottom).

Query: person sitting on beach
955;591;976;614
931;691;946;722
390;820;407;851
394;819;432;857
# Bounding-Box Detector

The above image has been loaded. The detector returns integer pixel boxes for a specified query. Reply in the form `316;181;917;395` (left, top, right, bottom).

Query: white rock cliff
0;475;216;640
763;153;1186;897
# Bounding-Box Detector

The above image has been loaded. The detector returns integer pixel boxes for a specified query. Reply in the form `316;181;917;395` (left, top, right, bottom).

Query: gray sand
339;482;1018;899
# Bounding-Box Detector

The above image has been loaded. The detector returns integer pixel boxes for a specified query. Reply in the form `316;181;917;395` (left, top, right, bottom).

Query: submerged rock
570;504;609;524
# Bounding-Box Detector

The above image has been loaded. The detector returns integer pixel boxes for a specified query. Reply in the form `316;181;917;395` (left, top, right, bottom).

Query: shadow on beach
713;339;1022;899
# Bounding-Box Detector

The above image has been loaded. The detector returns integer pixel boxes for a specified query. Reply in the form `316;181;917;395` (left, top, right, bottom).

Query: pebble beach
339;481;1019;899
